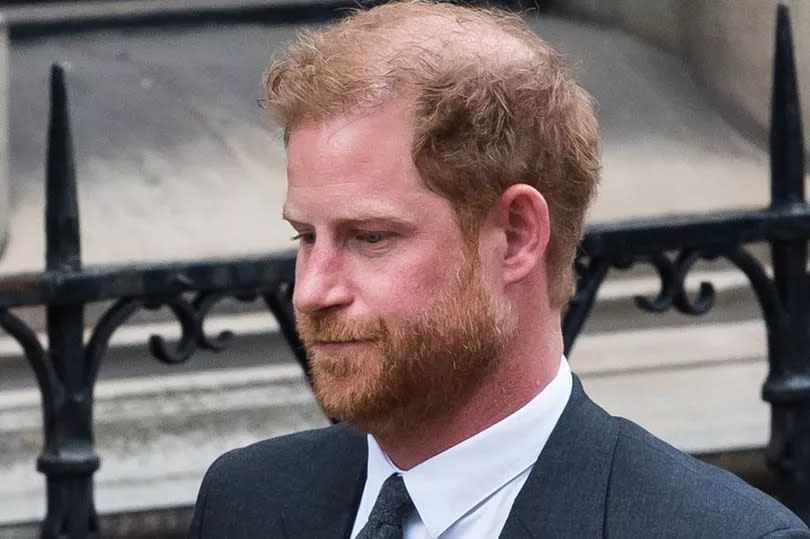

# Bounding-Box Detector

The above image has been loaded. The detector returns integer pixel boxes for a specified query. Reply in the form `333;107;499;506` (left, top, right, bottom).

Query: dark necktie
355;474;415;539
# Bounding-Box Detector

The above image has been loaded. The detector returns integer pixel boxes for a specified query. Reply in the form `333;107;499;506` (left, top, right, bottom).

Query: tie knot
368;474;414;527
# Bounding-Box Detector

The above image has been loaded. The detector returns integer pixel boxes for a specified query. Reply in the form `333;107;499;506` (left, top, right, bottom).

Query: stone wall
554;0;810;155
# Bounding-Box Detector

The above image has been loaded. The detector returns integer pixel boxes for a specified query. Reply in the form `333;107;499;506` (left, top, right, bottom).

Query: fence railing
0;4;806;537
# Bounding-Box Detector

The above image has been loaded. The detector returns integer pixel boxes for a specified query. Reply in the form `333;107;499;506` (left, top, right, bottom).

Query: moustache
295;312;388;343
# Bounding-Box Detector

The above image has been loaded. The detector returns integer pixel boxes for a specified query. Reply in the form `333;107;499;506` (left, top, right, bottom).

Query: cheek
356;252;458;315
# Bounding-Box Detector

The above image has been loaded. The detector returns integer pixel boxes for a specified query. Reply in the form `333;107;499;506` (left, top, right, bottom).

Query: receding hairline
361;7;540;67
263;0;548;131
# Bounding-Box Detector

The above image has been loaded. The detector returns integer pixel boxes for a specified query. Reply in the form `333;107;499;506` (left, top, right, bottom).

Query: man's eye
291;233;315;245
357;231;387;244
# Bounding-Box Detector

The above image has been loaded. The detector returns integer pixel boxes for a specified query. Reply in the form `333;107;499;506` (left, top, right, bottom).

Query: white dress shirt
349;357;573;539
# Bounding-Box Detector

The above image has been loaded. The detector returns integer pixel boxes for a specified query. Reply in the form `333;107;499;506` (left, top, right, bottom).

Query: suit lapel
280;424;368;539
500;375;618;539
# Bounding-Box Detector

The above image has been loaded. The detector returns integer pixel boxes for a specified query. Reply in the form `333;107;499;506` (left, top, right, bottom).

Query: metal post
763;5;810;523
37;63;99;539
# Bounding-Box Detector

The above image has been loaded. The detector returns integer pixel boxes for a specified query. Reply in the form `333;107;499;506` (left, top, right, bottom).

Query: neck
372;314;563;470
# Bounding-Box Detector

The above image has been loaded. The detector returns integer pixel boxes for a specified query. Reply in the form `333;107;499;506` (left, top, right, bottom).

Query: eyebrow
281;208;416;230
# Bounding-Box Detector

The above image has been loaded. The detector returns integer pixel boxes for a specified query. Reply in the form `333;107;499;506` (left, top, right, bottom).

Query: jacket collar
499;375;619;538
279;423;368;539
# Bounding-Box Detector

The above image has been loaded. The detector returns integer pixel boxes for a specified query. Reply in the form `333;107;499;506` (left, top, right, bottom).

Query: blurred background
0;0;808;536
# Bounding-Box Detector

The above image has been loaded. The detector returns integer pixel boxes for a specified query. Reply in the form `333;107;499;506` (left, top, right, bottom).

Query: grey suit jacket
188;376;810;538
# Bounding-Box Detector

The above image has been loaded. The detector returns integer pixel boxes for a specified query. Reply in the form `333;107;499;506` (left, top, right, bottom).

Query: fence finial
770;4;805;207
45;62;82;272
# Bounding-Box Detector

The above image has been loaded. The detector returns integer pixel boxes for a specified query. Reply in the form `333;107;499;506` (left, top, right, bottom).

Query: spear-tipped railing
0;65;304;539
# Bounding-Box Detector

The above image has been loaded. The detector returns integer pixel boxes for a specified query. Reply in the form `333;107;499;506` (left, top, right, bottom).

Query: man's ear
495;184;551;284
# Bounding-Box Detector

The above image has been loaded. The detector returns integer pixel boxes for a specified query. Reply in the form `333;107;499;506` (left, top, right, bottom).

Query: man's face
284;104;514;431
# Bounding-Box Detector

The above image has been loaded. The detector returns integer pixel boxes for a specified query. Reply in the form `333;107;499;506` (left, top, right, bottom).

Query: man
189;1;810;537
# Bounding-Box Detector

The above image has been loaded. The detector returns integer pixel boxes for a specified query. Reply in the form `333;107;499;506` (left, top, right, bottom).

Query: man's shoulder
606;416;808;536
197;422;366;507
207;422;365;482
189;423;367;537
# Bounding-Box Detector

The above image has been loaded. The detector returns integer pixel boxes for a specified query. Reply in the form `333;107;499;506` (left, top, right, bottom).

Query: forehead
287;104;414;180
284;104;444;222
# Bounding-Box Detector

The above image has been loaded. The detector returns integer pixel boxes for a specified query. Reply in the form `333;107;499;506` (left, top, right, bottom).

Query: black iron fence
0;4;807;538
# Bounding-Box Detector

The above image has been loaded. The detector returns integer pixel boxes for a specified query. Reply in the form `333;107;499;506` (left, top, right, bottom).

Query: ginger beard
295;252;516;434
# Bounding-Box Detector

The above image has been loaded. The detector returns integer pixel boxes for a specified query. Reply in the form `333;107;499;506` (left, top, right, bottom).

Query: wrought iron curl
618;249;717;316
564;244;790;361
721;246;787;351
0;309;64;422
563;253;611;354
193;291;259;352
85;289;274;380
144;295;199;364
631;253;676;313
570;253;612;306
671;248;717;315
622;247;780;322
85;297;142;386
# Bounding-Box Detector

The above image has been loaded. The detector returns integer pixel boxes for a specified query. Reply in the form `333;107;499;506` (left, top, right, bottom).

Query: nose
292;244;353;314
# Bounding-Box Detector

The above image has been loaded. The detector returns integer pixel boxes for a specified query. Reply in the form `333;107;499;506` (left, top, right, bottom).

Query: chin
311;356;392;423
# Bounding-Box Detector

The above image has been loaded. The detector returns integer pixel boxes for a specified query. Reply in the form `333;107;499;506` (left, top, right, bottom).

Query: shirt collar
364;356;573;538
